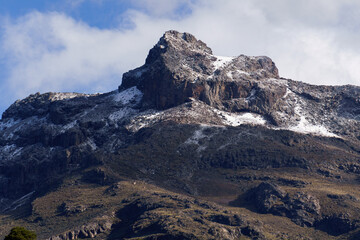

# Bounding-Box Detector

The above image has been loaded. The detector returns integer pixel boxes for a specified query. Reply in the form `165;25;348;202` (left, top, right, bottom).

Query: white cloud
124;0;360;86
1;0;360;114
1;11;157;99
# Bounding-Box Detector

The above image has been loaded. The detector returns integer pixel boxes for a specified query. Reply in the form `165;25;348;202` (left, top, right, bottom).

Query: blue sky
0;0;131;28
1;0;360;116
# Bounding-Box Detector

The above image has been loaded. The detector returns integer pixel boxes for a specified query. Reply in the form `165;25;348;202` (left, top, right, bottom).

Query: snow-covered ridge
125;99;269;132
123;96;339;138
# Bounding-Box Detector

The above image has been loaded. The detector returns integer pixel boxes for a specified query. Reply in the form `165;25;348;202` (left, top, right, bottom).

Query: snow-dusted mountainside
120;31;360;139
1;31;360;239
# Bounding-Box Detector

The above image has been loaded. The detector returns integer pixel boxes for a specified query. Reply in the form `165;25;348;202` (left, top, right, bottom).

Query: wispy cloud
1;0;360;114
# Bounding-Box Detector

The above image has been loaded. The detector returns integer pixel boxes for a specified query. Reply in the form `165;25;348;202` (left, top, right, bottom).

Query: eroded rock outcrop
246;182;321;226
49;218;113;240
113;192;265;240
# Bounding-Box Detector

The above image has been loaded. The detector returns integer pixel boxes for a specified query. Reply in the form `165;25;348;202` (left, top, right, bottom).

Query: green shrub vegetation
4;227;36;240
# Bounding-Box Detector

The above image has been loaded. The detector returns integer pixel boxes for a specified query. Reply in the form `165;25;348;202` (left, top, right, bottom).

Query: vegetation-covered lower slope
1;122;360;239
3;172;359;240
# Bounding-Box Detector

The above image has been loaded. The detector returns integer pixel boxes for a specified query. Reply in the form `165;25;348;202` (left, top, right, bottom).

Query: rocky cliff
1;31;360;239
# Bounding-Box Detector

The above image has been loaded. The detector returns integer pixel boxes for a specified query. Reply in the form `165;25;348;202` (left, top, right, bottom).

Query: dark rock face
286;192;321;226
247;182;320;227
120;30;281;115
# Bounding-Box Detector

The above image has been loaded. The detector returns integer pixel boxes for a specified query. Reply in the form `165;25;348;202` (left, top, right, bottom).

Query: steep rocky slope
1;31;360;239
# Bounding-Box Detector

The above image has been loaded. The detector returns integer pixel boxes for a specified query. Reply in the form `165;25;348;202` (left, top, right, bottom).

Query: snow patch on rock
185;126;207;145
184;125;216;152
3;191;35;212
125;110;162;132
0;118;19;131
0;144;23;161
246;89;257;102
113;87;143;105
286;105;339;138
109;108;138;122
288;117;338;138
0;144;16;154
81;139;97;151
213;56;235;70
214;109;267;127
237;69;250;76
60;120;77;133
283;88;293;98
49;92;94;101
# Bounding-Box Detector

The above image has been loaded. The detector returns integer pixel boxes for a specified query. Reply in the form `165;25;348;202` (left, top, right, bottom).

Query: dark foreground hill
1;30;360;239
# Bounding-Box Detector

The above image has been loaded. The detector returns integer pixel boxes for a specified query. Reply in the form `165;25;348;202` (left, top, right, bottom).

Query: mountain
1;30;360;239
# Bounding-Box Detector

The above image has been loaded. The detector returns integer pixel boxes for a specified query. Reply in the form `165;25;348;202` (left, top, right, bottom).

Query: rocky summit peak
145;30;213;64
121;30;279;111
